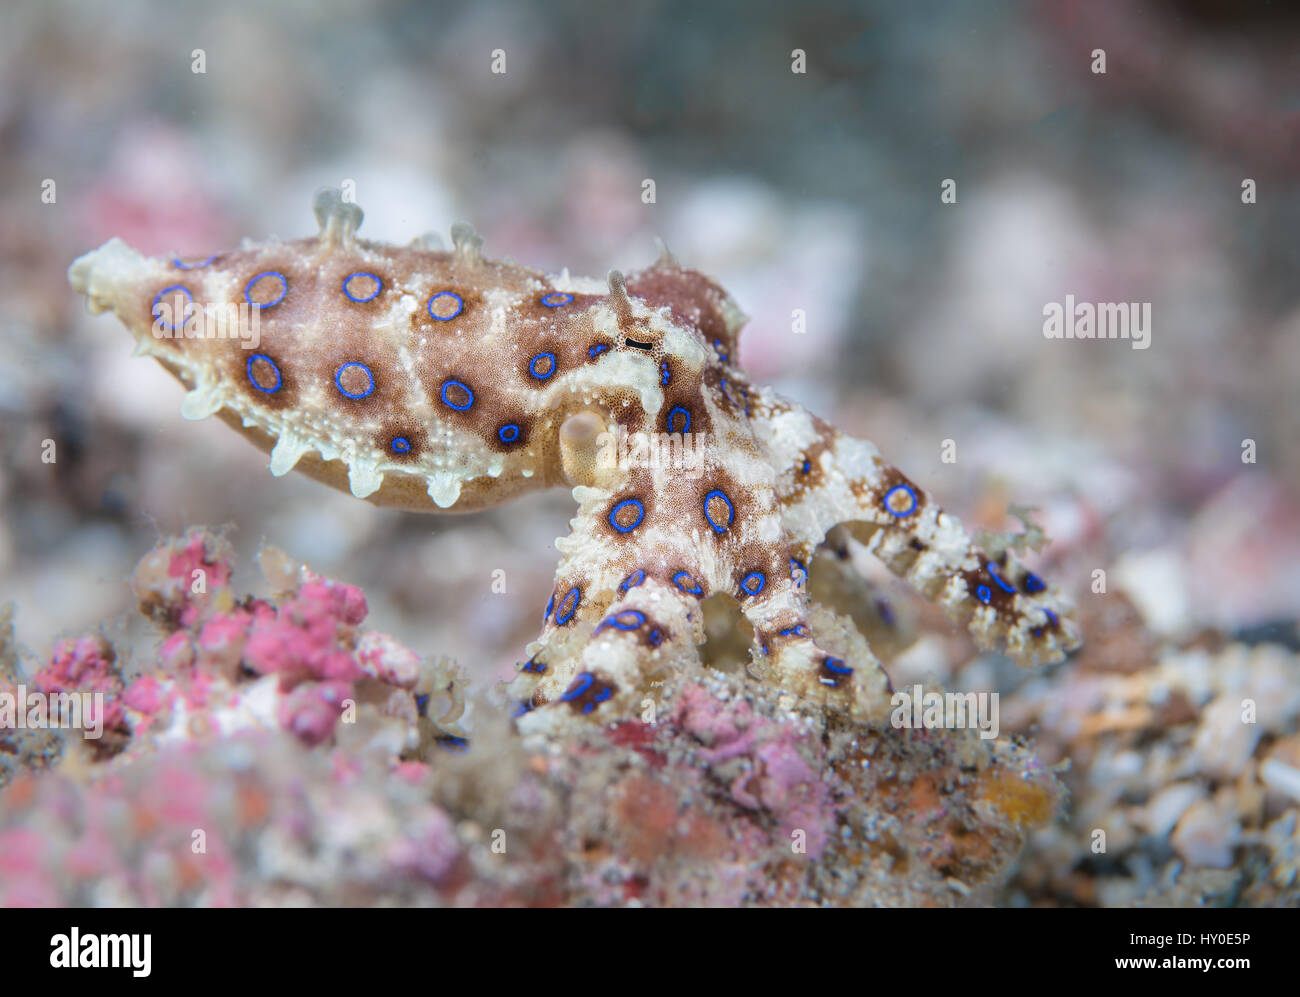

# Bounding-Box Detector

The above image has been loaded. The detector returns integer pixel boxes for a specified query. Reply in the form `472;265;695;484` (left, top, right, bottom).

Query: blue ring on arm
976;585;992;604
440;380;474;410
541;291;574;307
343;272;382;303
390;437;411;454
1023;572;1046;594
554;587;581;625
498;424;520;443
246;353;282;393
987;562;1017;594
883;484;918;518
619;570;645;594
560;672;595;701
151;285;193;330
790;557;807;587
244;271;288;308
703;489;734;534
334;362;375;399
597;610;646;634
672;571;703;596
667;407;691;433
740;571;766;596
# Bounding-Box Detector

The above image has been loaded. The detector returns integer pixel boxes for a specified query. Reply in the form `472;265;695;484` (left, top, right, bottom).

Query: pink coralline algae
673;684;838;859
120;530;436;751
31;635;128;743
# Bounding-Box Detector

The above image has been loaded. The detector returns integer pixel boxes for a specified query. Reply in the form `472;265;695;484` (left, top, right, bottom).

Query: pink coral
31;635;126;736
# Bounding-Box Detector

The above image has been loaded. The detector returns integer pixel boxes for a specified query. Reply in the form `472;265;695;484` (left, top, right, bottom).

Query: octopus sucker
68;189;1081;725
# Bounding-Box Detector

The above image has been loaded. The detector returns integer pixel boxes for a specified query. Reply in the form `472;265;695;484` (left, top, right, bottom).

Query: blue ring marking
1032;607;1060;636
976;585;992;604
740;571;766;596
151;284;194;330
661;362;671;386
647;628;664;647
703;489;735;534
589;343;609;358
437;735;470;753
609;498;645;533
541;291;574;307
172;255;215;270
509;700;533;718
883;484;918;518
523;657;547;674
802;459;812;474
824;657;852;675
672;571;703;596
244;271;288;308
713;339;728;362
667;407;691;433
555;587;580;626
790;557;807;587
1023;572;1047;594
246;353;282;393
334;361;376;400
390;436;411;454
987;562;1017;594
498;423;521;444
528;352;556;380
560;672;595;701
427;290;464;321
414;693;430;716
342;271;382;303
619;570;645;594
593;686;612;705
543;592;554;621
597;610;646;634
778;624;809;638
440;379;474;410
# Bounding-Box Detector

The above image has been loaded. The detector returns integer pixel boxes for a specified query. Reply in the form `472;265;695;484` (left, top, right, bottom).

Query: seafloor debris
1005;593;1300;907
